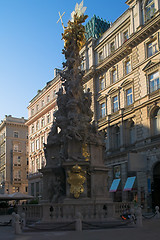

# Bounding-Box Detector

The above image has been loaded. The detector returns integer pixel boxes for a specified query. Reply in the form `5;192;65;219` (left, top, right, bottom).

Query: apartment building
80;0;160;209
0;116;28;194
26;70;61;198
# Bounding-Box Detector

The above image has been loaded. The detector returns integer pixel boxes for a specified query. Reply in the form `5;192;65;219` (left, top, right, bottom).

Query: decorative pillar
106;115;112;155
155;0;160;11
137;0;142;28
130;7;135;35
85;47;88;70
120;121;125;152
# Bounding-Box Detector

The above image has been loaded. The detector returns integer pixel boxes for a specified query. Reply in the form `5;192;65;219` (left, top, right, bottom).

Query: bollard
75;212;82;231
21;212;26;229
15;214;22;234
155;206;160;219
12;212;16;228
135;207;143;227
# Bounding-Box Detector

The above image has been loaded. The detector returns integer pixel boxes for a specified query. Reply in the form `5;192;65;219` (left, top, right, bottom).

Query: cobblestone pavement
0;216;160;240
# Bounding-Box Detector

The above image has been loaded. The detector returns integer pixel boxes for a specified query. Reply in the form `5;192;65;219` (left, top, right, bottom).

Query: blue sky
0;0;128;121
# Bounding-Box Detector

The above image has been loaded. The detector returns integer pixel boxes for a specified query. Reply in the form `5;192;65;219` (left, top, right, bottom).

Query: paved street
0;216;160;240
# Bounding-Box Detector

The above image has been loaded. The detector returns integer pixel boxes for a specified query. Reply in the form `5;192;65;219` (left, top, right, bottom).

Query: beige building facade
80;0;160;209
26;71;61;198
0;116;28;194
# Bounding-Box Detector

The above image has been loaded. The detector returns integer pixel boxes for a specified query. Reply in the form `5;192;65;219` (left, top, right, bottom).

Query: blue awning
109;179;121;192
123;176;136;191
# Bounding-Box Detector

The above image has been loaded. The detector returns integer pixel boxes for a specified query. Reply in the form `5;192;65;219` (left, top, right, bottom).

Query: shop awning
109;179;121;192
123;176;136;191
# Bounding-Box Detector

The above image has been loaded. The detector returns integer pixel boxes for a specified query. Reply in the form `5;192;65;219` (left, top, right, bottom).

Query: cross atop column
57;11;65;29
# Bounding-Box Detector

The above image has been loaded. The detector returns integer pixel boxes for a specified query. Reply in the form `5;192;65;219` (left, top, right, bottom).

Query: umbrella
0;193;12;200
9;192;34;200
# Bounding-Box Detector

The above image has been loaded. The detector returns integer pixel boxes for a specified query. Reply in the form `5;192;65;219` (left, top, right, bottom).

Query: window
36;104;39;111
147;40;158;58
99;75;105;91
114;126;120;149
36;121;40;131
13;187;19;193
113;96;118;112
41;100;44;107
149;71;159;93
41;118;45;127
13;132;19;138
111;69;117;83
14;170;21;180
36;139;39;150
32;160;35;173
126;88;133;106
31;141;35;152
123;30;129;42
41;136;45;147
152;108;160;135
110;41;115;53
125;60;131;75
13;144;18;151
145;0;155;21
13;156;21;165
31;109;34;116
31;125;34;134
47;114;51;124
100;103;106;118
53;90;56;98
47;95;50;103
17;156;21;164
98;51;103;62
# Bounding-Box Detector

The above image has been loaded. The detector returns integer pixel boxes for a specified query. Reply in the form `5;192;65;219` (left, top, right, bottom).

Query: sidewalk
0;218;160;240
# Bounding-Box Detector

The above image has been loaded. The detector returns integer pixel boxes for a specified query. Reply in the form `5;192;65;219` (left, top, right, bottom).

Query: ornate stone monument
41;1;109;206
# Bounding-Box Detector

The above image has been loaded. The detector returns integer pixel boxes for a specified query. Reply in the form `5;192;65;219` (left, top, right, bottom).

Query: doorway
152;162;160;209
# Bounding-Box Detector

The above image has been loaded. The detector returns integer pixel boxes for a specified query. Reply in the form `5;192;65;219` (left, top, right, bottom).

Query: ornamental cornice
95;12;160;74
26;101;57;126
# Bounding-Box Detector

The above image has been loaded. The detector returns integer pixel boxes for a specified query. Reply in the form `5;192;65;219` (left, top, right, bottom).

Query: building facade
26;71;61;198
80;0;160;209
0;116;28;194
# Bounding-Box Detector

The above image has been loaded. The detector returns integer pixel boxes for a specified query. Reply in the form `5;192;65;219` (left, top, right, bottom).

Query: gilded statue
67;164;86;198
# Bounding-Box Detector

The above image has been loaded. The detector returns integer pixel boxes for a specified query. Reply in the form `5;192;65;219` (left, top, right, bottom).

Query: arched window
145;0;155;21
152;108;160;135
41;118;45;128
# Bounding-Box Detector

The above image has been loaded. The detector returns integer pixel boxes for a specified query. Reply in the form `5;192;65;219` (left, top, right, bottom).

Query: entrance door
152;162;160;208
